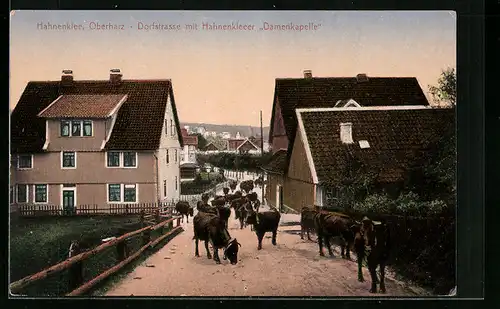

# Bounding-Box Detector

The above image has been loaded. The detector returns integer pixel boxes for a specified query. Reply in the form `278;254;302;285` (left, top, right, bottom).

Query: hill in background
181;122;270;140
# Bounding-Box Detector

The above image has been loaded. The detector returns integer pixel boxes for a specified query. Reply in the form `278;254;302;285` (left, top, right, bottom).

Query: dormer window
60;120;93;137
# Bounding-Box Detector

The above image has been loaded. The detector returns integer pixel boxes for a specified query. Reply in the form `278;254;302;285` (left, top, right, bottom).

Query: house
264;70;432;211
204;142;220;153
220;132;231;139
180;128;198;181
265;105;454;212
226;138;260;154
10;69;184;209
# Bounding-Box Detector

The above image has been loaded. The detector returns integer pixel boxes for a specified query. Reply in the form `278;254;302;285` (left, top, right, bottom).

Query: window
17;184;28;203
123;152;137;167
34;184;48;203
10;186;14;204
170;119;174;136
175;176;178;191
71;121;81;136
174;150;178;163
61;121;70;136
83;120;93;136
107;184;138;203
108;184;121;202
166;149;169;164
124;184;137;202
18;155;33;169
60;120;93;137
107;152;121;167
165;119;168;135
61;151;76;168
163;180;167;197
315;186;323;207
324;187;338;207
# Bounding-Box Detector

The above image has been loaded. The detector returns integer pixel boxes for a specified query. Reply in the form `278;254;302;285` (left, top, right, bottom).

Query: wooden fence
9;215;183;297
16;202;176;218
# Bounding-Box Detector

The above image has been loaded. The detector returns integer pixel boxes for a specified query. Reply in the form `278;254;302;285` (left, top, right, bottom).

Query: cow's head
223;238;241;265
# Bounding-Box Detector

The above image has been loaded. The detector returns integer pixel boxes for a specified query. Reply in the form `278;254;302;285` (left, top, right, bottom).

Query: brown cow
229;181;237;192
193;212;241;264
352;217;391;293
223;187;230;195
314;211;355;259
246;208;281;250
175;201;194;223
300;207;317;241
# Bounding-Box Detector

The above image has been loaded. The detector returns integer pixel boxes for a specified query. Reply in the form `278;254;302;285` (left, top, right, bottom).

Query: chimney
356;73;369;82
340;122;354;144
61;69;73;84
110;69;122;83
303;69;312;79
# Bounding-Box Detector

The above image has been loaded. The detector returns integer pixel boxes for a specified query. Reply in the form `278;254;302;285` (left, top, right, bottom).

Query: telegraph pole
260;110;265;205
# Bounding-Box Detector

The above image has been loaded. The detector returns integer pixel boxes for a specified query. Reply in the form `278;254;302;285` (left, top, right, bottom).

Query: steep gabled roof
37;94;128;118
204;142;219;151
295;106;455;185
236;139;259;151
269;76;430;145
11;79;183;153
261;149;288;175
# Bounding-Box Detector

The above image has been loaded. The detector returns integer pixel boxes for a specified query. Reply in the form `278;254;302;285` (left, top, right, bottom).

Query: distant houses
180;128;198;181
10;69;184;209
262;70;455;212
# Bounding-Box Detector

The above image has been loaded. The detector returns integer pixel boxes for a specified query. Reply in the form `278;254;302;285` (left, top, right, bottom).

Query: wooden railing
9;215;183;297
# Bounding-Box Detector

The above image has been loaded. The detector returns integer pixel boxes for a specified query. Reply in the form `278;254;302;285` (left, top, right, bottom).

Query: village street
104;175;425;297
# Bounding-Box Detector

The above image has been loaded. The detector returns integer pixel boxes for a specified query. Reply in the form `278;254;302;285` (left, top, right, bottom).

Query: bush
197;152;273;172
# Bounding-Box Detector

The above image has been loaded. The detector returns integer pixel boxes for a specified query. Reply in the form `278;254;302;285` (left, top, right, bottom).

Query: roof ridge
275;76;418;80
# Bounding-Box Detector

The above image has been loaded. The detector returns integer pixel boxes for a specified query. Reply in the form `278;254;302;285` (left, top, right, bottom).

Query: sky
10;11;456;126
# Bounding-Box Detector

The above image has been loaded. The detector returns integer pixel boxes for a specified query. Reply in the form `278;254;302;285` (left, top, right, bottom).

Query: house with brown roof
268;106;454;212
10;69;184;210
263;70;433;211
226;138;260;154
180;128;199;181
204;142;220;152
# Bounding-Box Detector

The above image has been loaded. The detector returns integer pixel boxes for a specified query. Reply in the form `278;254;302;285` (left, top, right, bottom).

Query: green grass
10;215;142;296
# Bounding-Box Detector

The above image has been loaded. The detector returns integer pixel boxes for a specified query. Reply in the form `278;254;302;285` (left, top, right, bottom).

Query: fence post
68;240;84;291
140;210;145;227
142;229;151;246
116;228;128;262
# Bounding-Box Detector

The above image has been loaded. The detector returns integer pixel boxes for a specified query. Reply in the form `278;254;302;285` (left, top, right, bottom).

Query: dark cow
223;187;230;195
236;204;249;229
211;198;230;228
252;199;261;213
193;212;241;264
247;192;258;202
197;201;218;215
352;217;391;293
175;201;194;223
300;207;317;241
229;181;238;192
254;176;264;188
314;211;355;259
240;180;254;194
246;209;281;250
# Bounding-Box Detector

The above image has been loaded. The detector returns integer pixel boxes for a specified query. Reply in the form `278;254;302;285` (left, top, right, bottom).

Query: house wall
271;100;289;153
156;92;181;202
12;151;157;205
283;129;315;212
265;173;284;208
46;119;108;151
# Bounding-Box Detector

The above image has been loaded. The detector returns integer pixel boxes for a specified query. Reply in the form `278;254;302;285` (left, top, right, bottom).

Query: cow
175;201;194;223
229;181;237;192
211;198;230;228
352;216;391;293
300;207;317;241
223;187;230;196
254;176;264;188
240;180;254;194
193;212;241;264
314;211;355;260
245;208;281;250
252;199;261;213
247;192;258;202
197;201;218;215
236;204;249;229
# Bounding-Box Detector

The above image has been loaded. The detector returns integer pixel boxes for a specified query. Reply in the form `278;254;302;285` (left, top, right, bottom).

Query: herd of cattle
174;178;391;294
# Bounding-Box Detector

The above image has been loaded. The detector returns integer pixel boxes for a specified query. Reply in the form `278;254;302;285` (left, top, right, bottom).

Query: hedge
196;152;273;172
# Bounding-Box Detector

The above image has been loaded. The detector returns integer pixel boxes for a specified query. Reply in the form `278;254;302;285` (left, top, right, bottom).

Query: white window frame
315;185;324;207
61;151;77;169
60;184;77;209
82;120;93;137
105;151;138;168
61;120;94;137
170;119;174;136
174;149;178;163
166;149;169;164
175;176;178;191
163;180;167;198
165;119;168;136
106;183;139;204
16;184;29;204
33;184;49;204
17;154;33;170
60;120;71;137
123;151;138;169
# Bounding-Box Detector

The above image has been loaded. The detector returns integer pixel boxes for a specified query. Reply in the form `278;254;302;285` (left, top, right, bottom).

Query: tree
195;133;207;150
428;67;456;106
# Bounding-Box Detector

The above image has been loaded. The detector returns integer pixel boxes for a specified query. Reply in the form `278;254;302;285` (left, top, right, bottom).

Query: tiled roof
237;139;259;151
261;149;288;174
183;135;198;146
269;76;430;144
11;79;183;153
298;107;455;185
227;139;245;151
37;94;127;118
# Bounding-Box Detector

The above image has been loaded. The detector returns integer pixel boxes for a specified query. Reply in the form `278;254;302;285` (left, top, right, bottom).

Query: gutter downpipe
153;152;160;206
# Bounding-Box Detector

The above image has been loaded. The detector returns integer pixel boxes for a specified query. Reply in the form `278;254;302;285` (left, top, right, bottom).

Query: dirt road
105;200;423;296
